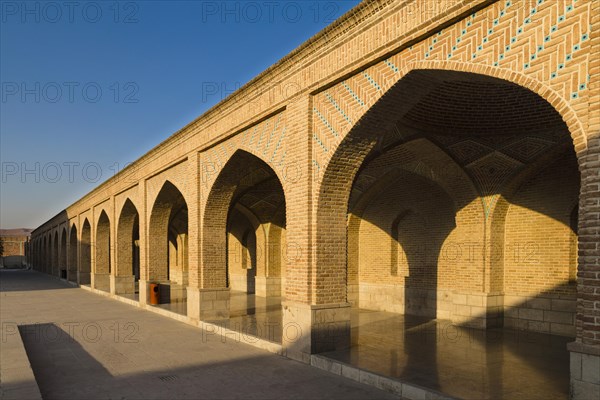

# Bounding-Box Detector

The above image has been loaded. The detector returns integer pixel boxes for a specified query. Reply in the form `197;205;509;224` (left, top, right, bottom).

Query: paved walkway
0;270;398;400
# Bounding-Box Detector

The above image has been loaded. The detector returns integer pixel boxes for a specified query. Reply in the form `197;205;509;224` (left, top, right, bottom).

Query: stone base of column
282;301;351;362
110;275;135;295
450;292;504;329
187;287;230;321
78;271;91;285
139;280;148;305
67;269;77;282
91;273;110;292
568;342;600;399
255;276;281;297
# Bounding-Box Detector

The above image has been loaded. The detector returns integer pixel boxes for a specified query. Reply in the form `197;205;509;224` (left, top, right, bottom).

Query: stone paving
0;270;399;400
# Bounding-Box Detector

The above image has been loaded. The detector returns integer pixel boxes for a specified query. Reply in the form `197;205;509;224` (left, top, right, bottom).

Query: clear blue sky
0;0;361;229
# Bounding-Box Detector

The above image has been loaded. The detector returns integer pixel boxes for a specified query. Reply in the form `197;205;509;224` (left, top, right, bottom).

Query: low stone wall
352;283;575;336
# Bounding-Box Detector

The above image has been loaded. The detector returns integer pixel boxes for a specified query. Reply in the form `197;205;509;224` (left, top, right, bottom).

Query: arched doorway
60;227;67;279
202;149;286;341
68;225;77;282
116;199;140;298
316;69;579;398
80;219;91;285
148;181;188;310
52;231;58;276
94;211;111;292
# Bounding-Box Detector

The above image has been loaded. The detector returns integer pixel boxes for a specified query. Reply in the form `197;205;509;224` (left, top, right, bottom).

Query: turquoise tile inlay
312;159;320;172
342;82;364;107
314;107;339;139
255;121;269;148
278;150;286;168
384;59;399;73
363;72;381;92
326;93;353;125
270;127;286;163
312;133;328;153
248;126;258;147
473;0;514;61
263;116;281;155
500;1;577;68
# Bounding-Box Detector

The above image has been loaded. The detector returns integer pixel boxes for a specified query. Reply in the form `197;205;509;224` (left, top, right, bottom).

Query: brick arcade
30;1;600;398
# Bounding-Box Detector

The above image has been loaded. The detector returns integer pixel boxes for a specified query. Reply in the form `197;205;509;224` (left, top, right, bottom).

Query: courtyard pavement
0;270;399;400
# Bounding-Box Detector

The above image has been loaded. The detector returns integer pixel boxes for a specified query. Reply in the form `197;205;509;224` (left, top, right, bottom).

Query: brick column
281;95;351;362
187;151;222;320
111;198;136;296
569;135;600;399
138;179;149;305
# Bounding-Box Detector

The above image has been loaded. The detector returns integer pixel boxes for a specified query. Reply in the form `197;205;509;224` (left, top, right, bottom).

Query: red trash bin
149;283;160;305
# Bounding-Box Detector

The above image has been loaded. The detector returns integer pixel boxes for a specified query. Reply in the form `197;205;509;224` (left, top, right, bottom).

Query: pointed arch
148;180;188;299
68;224;78;282
202;149;287;292
80;219;91;285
